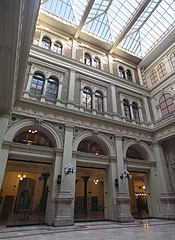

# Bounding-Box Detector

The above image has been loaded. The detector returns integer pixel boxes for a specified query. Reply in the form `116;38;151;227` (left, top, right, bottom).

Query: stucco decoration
73;130;115;156
123;139;154;161
4;118;62;148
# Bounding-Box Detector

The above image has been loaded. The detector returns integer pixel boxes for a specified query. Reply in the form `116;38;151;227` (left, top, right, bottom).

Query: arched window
84;53;92;66
83;87;92;109
126;69;132;81
170;51;175;68
95;91;103;112
14;130;53;147
94;57;101;69
132;102;140;122
77;140;105;155
119;66;125;79
41;36;51;50
123;99;131;120
46;76;58;100
150;69;158;85
157;63;167;79
53;41;62;54
30;72;44;96
160;93;175;117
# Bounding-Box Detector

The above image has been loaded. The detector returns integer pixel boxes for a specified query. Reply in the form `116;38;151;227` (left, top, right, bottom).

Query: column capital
65;124;75;131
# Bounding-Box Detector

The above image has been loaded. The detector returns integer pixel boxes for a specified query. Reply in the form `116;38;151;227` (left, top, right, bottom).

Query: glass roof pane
119;0;175;57
40;0;174;59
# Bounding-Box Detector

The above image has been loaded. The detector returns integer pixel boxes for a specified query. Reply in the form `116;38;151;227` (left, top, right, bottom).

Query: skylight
40;0;175;58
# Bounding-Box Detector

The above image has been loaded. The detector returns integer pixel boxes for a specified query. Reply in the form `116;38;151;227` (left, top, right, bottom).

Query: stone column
0;148;9;189
71;39;77;59
47;152;62;225
82;176;89;213
137;67;143;85
108;55;113;74
103;94;107;113
56;77;63;105
54;125;75;226
111;84;117;114
129;104;134;120
0;114;9;151
143;96;152;123
114;135;133;222
67;69;76;108
152;142;175;219
138;106;144;122
41;77;48;102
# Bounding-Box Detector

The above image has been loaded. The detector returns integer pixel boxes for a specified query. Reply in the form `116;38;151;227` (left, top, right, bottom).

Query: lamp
64;163;75;175
18;173;26;181
120;169;132;180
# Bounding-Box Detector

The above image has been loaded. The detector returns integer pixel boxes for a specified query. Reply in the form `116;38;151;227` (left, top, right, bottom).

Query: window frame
53;41;62;54
94;57;101;69
159;93;175;117
95;91;103;112
170;51;175;68
46;76;59;100
30;72;45;96
83;87;92;109
84;53;92;66
123;99;131;120
150;69;158;85
119;66;125;79
126;69;132;81
132;102;140;122
157;62;167;79
41;36;51;50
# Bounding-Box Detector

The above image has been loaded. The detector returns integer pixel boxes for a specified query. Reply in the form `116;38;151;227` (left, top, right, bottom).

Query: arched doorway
126;145;149;219
75;137;108;221
0;128;53;226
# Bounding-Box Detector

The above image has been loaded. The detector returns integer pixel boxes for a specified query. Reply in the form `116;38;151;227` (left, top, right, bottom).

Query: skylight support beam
74;0;95;39
109;0;152;54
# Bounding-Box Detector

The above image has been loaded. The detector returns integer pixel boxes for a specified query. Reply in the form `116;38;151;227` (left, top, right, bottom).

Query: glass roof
40;0;175;58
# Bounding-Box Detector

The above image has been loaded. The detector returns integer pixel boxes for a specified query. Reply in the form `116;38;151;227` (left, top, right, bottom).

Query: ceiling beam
74;0;95;39
109;0;152;54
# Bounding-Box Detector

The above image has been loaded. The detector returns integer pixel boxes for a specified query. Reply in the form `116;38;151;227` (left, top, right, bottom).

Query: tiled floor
0;219;174;240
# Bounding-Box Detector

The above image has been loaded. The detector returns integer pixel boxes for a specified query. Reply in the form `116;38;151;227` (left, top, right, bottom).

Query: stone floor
0;219;174;240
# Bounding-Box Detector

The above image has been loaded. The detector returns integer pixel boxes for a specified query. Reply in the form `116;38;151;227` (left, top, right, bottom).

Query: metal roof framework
40;0;175;59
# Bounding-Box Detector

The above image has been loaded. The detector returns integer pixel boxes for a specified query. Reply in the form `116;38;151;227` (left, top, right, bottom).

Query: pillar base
54;191;74;226
114;196;134;222
160;193;175;219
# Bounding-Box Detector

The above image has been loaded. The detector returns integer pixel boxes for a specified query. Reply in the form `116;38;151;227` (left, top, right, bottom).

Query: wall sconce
120;169;132;180
57;175;61;184
64;163;75;175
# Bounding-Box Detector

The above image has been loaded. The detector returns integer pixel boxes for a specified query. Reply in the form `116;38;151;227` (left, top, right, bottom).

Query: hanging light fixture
18;173;27;181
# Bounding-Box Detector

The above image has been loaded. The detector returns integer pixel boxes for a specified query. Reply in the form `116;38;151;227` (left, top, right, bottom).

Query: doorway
128;172;149;218
75;167;105;221
0;160;52;226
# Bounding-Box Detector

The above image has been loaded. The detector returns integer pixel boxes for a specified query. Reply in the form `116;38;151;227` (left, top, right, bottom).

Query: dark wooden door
1;195;14;217
91;196;98;211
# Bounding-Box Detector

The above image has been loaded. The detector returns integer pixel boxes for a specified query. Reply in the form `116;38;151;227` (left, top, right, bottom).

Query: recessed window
126;69;132;81
119;66;125;79
14;130;53;147
78;140;105;155
157;63;167;79
94;57;101;69
46;77;58;100
170;51;175;68
123;99;131;120
53;41;62;54
84;53;92;66
30;72;44;96
83;87;92;109
160;93;175;117
95;91;103;112
41;36;51;50
132;102;140;122
150;69;158;85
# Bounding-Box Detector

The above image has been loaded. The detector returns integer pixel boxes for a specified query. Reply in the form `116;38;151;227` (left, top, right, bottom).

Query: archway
0;119;61;226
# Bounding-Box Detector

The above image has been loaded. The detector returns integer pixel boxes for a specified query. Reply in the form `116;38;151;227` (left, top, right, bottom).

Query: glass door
0;160;52;226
